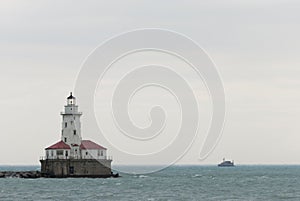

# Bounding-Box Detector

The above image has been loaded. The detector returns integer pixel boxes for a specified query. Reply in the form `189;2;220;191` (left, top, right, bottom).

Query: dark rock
0;171;41;179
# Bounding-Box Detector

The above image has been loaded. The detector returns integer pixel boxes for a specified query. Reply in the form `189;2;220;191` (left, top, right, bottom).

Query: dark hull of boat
218;164;234;167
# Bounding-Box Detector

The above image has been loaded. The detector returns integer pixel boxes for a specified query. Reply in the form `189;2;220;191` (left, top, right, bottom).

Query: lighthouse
61;92;82;158
40;92;113;178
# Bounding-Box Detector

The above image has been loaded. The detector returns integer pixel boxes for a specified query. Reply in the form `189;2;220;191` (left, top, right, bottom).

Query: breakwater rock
0;171;119;178
0;171;41;178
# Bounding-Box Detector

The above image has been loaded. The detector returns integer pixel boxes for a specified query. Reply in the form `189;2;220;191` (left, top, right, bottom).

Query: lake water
0;165;300;200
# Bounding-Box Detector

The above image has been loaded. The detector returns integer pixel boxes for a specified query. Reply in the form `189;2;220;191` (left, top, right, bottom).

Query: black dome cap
67;92;75;99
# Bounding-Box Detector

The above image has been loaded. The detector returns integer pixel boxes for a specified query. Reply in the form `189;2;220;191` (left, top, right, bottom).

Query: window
69;166;74;174
65;122;67;128
86;152;88;155
65;151;68;157
64;137;67;142
57;150;63;155
71;121;73;125
73;130;76;135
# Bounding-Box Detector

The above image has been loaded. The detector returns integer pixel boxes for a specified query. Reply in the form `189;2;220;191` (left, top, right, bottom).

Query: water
1;165;300;200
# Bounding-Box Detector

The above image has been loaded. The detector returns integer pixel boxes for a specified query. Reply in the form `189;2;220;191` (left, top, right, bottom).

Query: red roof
80;140;106;150
45;141;71;150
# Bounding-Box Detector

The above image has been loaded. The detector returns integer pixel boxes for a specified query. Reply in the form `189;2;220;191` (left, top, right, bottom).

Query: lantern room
67;92;76;105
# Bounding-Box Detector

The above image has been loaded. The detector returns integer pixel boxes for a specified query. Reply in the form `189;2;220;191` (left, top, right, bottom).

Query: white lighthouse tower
61;92;82;158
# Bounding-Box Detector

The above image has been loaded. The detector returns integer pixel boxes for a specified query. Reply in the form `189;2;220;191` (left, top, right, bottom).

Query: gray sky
0;0;300;165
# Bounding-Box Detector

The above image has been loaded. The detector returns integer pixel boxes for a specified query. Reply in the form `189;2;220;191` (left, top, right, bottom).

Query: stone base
40;159;113;178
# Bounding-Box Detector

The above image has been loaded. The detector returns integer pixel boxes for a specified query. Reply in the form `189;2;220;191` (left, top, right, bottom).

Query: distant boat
218;158;234;167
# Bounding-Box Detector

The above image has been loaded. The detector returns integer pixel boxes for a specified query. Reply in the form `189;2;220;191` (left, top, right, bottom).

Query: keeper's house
40;93;113;178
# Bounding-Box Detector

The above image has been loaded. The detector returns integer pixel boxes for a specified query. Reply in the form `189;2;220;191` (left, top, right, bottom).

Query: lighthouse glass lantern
67;92;76;105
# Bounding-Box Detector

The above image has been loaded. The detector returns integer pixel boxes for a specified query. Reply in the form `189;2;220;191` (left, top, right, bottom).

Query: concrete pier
40;159;114;178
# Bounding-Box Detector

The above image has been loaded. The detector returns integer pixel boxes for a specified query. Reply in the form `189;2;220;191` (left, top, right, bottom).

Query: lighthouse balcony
40;155;113;160
60;112;82;115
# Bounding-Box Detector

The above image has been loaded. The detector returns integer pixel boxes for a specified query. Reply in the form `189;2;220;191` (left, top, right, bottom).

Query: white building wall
70;146;80;159
46;149;70;159
45;149;107;159
81;149;107;159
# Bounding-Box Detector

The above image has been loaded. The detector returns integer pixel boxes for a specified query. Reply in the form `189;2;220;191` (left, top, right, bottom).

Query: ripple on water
1;165;300;200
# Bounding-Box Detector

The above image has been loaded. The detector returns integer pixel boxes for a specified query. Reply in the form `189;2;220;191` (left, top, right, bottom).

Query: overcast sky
0;0;300;165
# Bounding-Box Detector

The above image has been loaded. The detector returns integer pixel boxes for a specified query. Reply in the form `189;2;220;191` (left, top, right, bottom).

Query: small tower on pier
61;93;82;158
